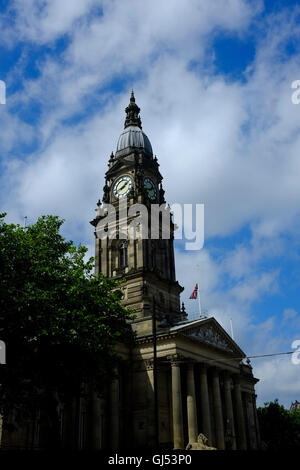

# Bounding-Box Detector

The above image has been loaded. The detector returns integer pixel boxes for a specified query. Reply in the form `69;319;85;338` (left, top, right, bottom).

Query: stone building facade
89;92;261;450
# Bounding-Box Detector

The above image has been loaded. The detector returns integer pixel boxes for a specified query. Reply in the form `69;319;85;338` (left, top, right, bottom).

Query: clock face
144;177;157;201
113;176;133;198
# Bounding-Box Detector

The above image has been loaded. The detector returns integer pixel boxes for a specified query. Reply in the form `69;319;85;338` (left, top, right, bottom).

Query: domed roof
115;90;153;157
116;125;153;155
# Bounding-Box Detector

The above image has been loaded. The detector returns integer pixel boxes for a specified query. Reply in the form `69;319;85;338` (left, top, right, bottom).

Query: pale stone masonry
88;92;260;450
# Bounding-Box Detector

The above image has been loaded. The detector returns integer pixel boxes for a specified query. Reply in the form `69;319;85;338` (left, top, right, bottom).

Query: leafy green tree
257;399;300;450
0;213;134;445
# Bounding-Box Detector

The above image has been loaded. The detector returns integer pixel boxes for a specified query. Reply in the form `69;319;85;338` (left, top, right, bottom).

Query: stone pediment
106;155;135;178
172;318;244;356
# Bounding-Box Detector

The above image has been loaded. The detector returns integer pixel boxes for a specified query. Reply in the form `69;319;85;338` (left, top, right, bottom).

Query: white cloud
0;109;35;154
1;0;300;407
283;308;298;322
5;0;99;43
255;357;300;407
1;0;257;138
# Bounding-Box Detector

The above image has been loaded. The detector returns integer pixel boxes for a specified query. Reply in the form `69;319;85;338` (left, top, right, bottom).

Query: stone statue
185;433;217;451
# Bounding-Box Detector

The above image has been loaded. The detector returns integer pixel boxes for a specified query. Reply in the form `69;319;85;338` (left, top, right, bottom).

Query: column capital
111;366;120;379
233;374;243;386
145;359;154;370
222;369;232;378
167;354;185;366
210;366;222;377
199;362;209;373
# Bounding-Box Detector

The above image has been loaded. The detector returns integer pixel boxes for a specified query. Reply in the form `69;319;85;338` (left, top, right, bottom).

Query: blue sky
0;0;300;407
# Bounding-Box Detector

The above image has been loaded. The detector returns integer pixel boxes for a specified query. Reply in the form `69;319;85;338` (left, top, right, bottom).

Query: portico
121;316;261;450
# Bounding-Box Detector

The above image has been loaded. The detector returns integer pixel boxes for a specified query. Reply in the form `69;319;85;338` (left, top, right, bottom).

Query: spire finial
124;90;142;129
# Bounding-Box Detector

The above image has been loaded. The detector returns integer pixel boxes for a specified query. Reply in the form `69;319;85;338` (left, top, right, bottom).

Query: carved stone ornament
186;433;216;451
145;359;154;370
102;182;110;203
166;354;186;366
187;326;234;353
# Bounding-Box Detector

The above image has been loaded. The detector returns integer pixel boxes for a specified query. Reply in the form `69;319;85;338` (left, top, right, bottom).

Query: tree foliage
0;213;135;427
257;399;300;450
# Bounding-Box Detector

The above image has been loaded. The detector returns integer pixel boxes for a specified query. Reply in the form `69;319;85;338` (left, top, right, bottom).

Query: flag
189;284;198;299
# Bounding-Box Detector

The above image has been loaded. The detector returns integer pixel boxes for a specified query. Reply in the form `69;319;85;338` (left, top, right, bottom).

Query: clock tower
91;92;186;336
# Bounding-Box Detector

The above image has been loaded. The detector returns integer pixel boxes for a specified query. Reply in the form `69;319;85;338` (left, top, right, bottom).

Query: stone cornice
135;331;177;344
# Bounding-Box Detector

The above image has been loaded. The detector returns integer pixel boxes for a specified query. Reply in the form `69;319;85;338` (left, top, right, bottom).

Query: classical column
245;393;259;450
186;363;198;444
253;394;261;449
223;372;236;450
110;370;120;450
171;359;184;449
233;377;247;450
211;368;225;450
199;364;212;443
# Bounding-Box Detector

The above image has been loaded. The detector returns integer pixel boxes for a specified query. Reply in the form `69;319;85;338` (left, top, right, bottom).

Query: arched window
119;241;128;269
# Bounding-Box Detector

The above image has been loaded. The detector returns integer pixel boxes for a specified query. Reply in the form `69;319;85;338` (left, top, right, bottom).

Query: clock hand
119;182;128;191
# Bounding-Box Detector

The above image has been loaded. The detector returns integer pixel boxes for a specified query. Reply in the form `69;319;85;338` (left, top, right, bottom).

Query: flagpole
198;282;202;317
230;317;234;340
